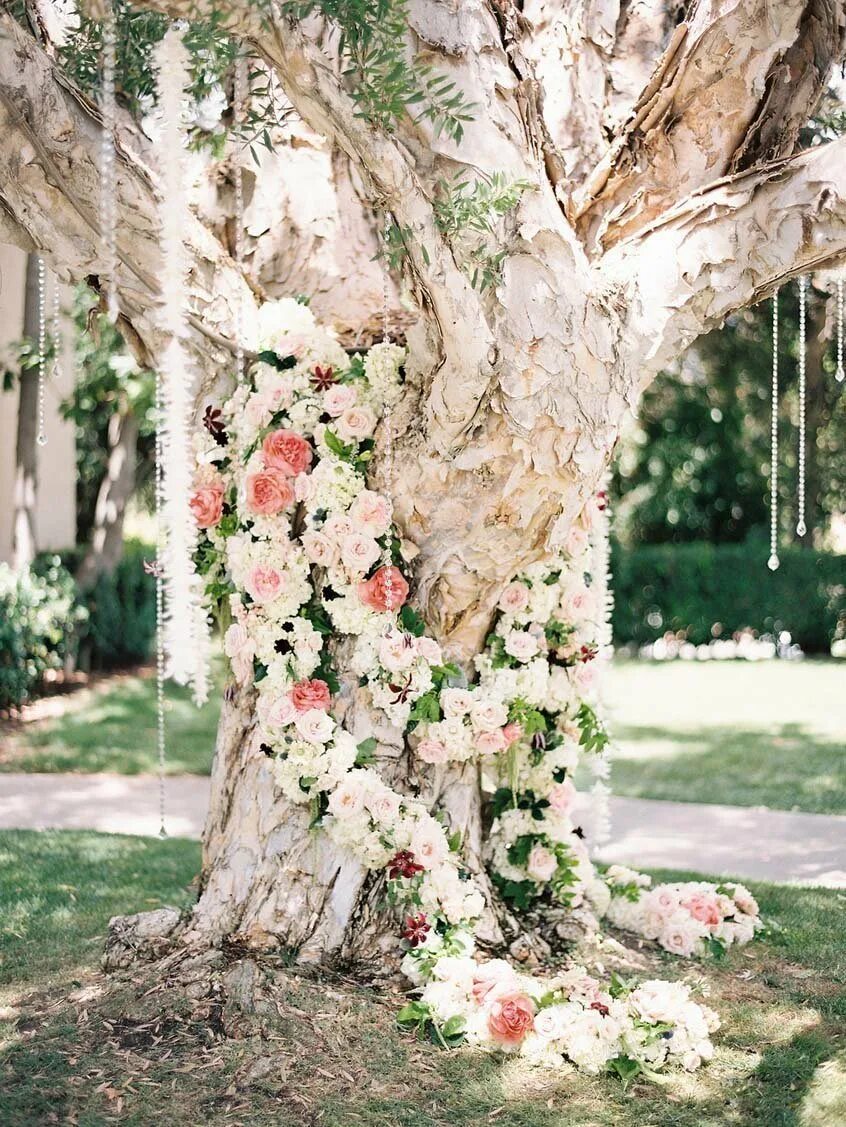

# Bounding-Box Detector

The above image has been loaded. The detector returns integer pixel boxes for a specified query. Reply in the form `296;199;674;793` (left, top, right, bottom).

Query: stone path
2;772;845;887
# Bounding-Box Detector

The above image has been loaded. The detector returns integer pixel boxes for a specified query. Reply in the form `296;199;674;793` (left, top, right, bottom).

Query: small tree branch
606;136;846;378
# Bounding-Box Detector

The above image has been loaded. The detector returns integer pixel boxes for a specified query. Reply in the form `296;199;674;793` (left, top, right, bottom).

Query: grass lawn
606;659;846;815
1;830;845;1126
0;666;222;776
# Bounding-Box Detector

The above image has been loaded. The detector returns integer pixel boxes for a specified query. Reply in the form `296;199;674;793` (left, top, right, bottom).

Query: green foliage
282;0;474;142
0;560;86;712
63;288;155;542
611;538;846;652
433;173;532;290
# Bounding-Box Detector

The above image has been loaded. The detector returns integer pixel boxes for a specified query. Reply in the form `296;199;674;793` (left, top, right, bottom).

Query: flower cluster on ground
189;297;761;1081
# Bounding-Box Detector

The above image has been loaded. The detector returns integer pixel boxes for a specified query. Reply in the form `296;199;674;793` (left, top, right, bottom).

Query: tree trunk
13;254;41;572
76;405;139;587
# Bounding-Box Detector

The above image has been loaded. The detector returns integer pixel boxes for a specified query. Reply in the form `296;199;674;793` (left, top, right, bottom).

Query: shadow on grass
611;723;846;814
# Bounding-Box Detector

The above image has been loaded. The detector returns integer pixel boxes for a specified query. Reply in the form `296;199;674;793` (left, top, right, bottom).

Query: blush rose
262;428;313;476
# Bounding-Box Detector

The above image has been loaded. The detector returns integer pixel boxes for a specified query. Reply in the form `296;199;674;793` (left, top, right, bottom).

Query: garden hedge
611;539;846;653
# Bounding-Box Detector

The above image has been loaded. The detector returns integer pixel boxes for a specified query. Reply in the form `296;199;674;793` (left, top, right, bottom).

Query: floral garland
191;297;760;1081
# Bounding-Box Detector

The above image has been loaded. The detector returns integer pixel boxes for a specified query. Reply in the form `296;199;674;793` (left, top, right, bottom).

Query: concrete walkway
1;773;845;888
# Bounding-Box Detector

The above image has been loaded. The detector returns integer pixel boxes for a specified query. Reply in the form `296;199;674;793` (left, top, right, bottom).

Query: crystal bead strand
100;2;119;322
767;288;779;571
796;276;807;538
233;54;247;380
36;257;48;447
50;272;62;393
380;218;395;617
836;277;845;383
587;481;613;847
155;364;167;837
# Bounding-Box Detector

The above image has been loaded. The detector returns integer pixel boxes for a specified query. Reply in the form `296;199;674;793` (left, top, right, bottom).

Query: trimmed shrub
611;539;846;653
0;558;87;711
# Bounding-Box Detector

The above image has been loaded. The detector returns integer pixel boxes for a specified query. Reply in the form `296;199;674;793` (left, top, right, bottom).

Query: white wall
0;243;77;565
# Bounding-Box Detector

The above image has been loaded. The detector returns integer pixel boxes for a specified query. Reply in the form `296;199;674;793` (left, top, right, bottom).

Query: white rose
294;708;336;744
504;631;540;662
301;530;339;567
336;405;377;441
323;513;354;541
323;384;357;416
469;698;509;732
527;843;558;882
340;532;381;574
327;776;366;819
441;688;474;718
379;628;417;673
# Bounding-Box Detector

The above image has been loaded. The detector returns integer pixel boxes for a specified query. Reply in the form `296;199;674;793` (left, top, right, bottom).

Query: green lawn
0;667;222;775
606;659;846;814
1;831;845;1126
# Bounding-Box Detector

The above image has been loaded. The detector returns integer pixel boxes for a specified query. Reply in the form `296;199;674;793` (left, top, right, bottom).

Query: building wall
0;243;77;565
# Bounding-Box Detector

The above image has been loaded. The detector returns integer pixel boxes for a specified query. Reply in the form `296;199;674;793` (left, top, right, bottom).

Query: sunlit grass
606;660;846;814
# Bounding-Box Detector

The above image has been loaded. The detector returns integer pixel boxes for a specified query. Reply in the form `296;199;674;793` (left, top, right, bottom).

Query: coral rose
487;992;535;1047
246;469;295;515
289;678;331;713
357;566;409;612
262;428;313;476
190;483;224;528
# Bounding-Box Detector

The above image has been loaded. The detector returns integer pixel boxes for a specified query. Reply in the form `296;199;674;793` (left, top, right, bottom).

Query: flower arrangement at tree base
190;296;762;1083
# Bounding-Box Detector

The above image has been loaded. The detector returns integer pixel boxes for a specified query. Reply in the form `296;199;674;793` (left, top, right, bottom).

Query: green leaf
355;737;378;765
400;604;426;637
256;350;297;371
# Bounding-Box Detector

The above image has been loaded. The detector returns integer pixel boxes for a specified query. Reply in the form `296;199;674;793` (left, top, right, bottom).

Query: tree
1;0;845;971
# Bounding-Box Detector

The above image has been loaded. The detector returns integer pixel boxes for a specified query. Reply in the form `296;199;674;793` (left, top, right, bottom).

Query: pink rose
502;722;523;746
476;729;507;756
487;992;535;1047
294;472;315;503
323;384;357;416
357;566;409;612
245;469;295;515
190;483;224;529
323;513;354;541
257;691;297;730
289;678;331;713
301;530;339;568
245;391;273;428
350;489;392;536
416;737;449;764
246;564;284;604
472;960;517;1004
416;637;442;664
565;524;590;558
498;582;530;615
548;779;576;815
335;406;376;441
682;892;722;928
262;428;313;476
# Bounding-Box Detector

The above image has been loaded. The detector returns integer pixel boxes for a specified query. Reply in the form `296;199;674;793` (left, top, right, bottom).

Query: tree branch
0;12;254;388
605;136;846;378
573;0;846;253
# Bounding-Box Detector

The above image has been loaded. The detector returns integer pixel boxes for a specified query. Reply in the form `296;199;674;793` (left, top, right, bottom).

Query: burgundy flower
388;677;413;705
401;913;430;947
387;850;425;880
310;365;337;391
596;490;609;512
203;404;228;446
590;1001;610;1017
578;644;598;663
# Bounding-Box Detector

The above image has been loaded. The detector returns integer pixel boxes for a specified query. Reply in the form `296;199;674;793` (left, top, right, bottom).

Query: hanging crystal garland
796;275;807;538
154;366;167;837
768;288;780;571
154;24;210;704
50;272;62;394
232;53;247;381
100;0;119;322
835;277;845;384
36;256;48;447
380;215;395;611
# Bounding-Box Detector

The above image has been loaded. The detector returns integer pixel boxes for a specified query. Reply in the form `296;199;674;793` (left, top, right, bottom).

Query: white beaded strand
233;54;247;380
36;257;48;447
796;276;807;538
587;479;613;848
836;277;845;383
380;219;395;613
155;368;167;837
100;2;119;322
768;288;779;571
50;272;62;392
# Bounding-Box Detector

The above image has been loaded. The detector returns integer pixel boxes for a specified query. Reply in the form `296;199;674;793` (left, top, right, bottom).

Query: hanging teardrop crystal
767;288;779;570
796;276;807;538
